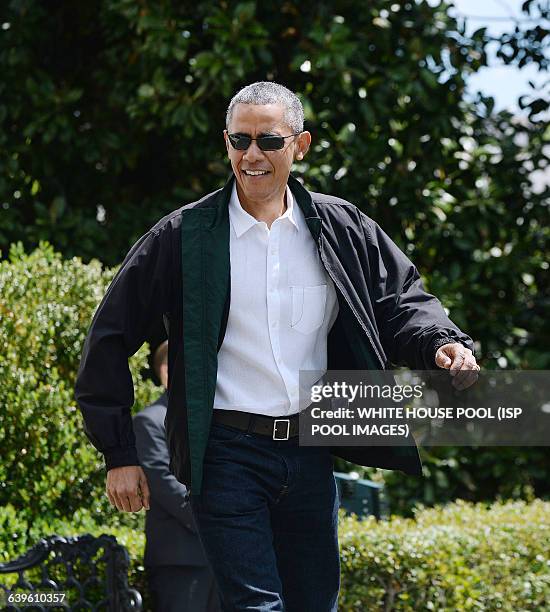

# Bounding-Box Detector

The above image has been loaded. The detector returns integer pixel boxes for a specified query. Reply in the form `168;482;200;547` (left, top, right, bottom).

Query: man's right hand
106;465;150;512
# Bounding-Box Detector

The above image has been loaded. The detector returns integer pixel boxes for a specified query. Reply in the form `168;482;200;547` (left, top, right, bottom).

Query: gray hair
225;82;304;133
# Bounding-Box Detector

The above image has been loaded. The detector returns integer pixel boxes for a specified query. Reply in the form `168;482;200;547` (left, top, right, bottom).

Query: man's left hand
435;343;480;390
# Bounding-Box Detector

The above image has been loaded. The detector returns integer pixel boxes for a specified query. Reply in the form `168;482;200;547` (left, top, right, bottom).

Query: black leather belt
212;409;300;440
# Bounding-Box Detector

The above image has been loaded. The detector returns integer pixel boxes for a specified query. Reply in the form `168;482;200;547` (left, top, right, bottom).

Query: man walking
75;81;478;611
133;340;220;612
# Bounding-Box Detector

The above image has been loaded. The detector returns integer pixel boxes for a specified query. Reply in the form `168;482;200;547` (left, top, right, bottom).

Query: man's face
224;103;311;205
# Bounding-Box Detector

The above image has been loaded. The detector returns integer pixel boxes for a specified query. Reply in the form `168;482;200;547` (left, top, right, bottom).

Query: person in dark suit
133;339;221;612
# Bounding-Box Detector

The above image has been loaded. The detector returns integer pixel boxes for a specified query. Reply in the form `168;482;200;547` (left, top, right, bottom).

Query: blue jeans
190;421;340;612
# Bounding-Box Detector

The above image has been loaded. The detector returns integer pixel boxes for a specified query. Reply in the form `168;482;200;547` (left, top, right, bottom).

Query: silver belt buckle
273;418;290;440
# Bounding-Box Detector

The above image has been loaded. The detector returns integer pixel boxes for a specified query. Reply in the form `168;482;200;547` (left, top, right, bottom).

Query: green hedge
339;499;550;611
0;242;158;525
1;242;549;521
1;499;548;611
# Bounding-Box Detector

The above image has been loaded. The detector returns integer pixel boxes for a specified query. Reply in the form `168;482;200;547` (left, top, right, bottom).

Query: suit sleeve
361;215;474;369
133;413;196;532
74;226;171;472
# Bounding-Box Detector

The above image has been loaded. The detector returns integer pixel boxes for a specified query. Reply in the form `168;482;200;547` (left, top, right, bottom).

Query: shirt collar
229;181;299;238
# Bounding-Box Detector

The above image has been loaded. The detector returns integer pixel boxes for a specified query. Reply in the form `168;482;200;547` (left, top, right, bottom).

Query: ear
223;129;230;155
294;131;311;161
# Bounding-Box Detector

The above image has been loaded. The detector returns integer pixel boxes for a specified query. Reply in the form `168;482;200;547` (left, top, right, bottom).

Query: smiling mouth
242;169;270;176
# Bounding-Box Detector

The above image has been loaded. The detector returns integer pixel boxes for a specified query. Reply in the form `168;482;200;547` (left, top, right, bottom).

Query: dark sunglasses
228;132;301;151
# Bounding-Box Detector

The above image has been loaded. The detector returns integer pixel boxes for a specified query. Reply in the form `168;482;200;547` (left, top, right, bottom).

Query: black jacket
75;174;474;495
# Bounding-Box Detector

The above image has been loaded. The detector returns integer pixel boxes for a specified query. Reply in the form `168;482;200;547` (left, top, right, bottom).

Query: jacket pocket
290;284;327;334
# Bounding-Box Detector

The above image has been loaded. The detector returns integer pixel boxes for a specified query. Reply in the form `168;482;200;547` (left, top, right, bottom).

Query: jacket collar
229;181;299;237
288;173;322;241
201;172;322;241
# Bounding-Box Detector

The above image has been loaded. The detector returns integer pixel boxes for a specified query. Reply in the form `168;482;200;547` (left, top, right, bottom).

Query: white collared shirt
213;181;339;416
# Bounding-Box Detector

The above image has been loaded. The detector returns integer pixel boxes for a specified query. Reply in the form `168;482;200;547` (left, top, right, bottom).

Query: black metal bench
0;533;142;611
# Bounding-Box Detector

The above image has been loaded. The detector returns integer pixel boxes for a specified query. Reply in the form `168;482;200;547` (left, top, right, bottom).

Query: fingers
106;466;147;513
435;348;452;369
450;348;480;390
139;469;151;510
109;487;143;512
452;364;479;390
449;348;465;377
437;343;480;390
113;490;134;512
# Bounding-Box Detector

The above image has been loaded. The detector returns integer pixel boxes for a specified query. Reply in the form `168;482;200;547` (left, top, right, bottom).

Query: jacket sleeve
361;214;475;369
74;225;172;472
133;412;196;532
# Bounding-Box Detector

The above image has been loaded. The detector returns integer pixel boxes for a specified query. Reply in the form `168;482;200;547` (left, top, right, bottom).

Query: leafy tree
1;0;546;368
1;0;548;514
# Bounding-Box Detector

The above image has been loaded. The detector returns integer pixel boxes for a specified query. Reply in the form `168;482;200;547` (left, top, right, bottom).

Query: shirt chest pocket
290;284;327;334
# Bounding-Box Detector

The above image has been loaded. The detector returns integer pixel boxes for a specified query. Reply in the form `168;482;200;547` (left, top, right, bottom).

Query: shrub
338;499;550;611
0;242;158;525
1;500;548;610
